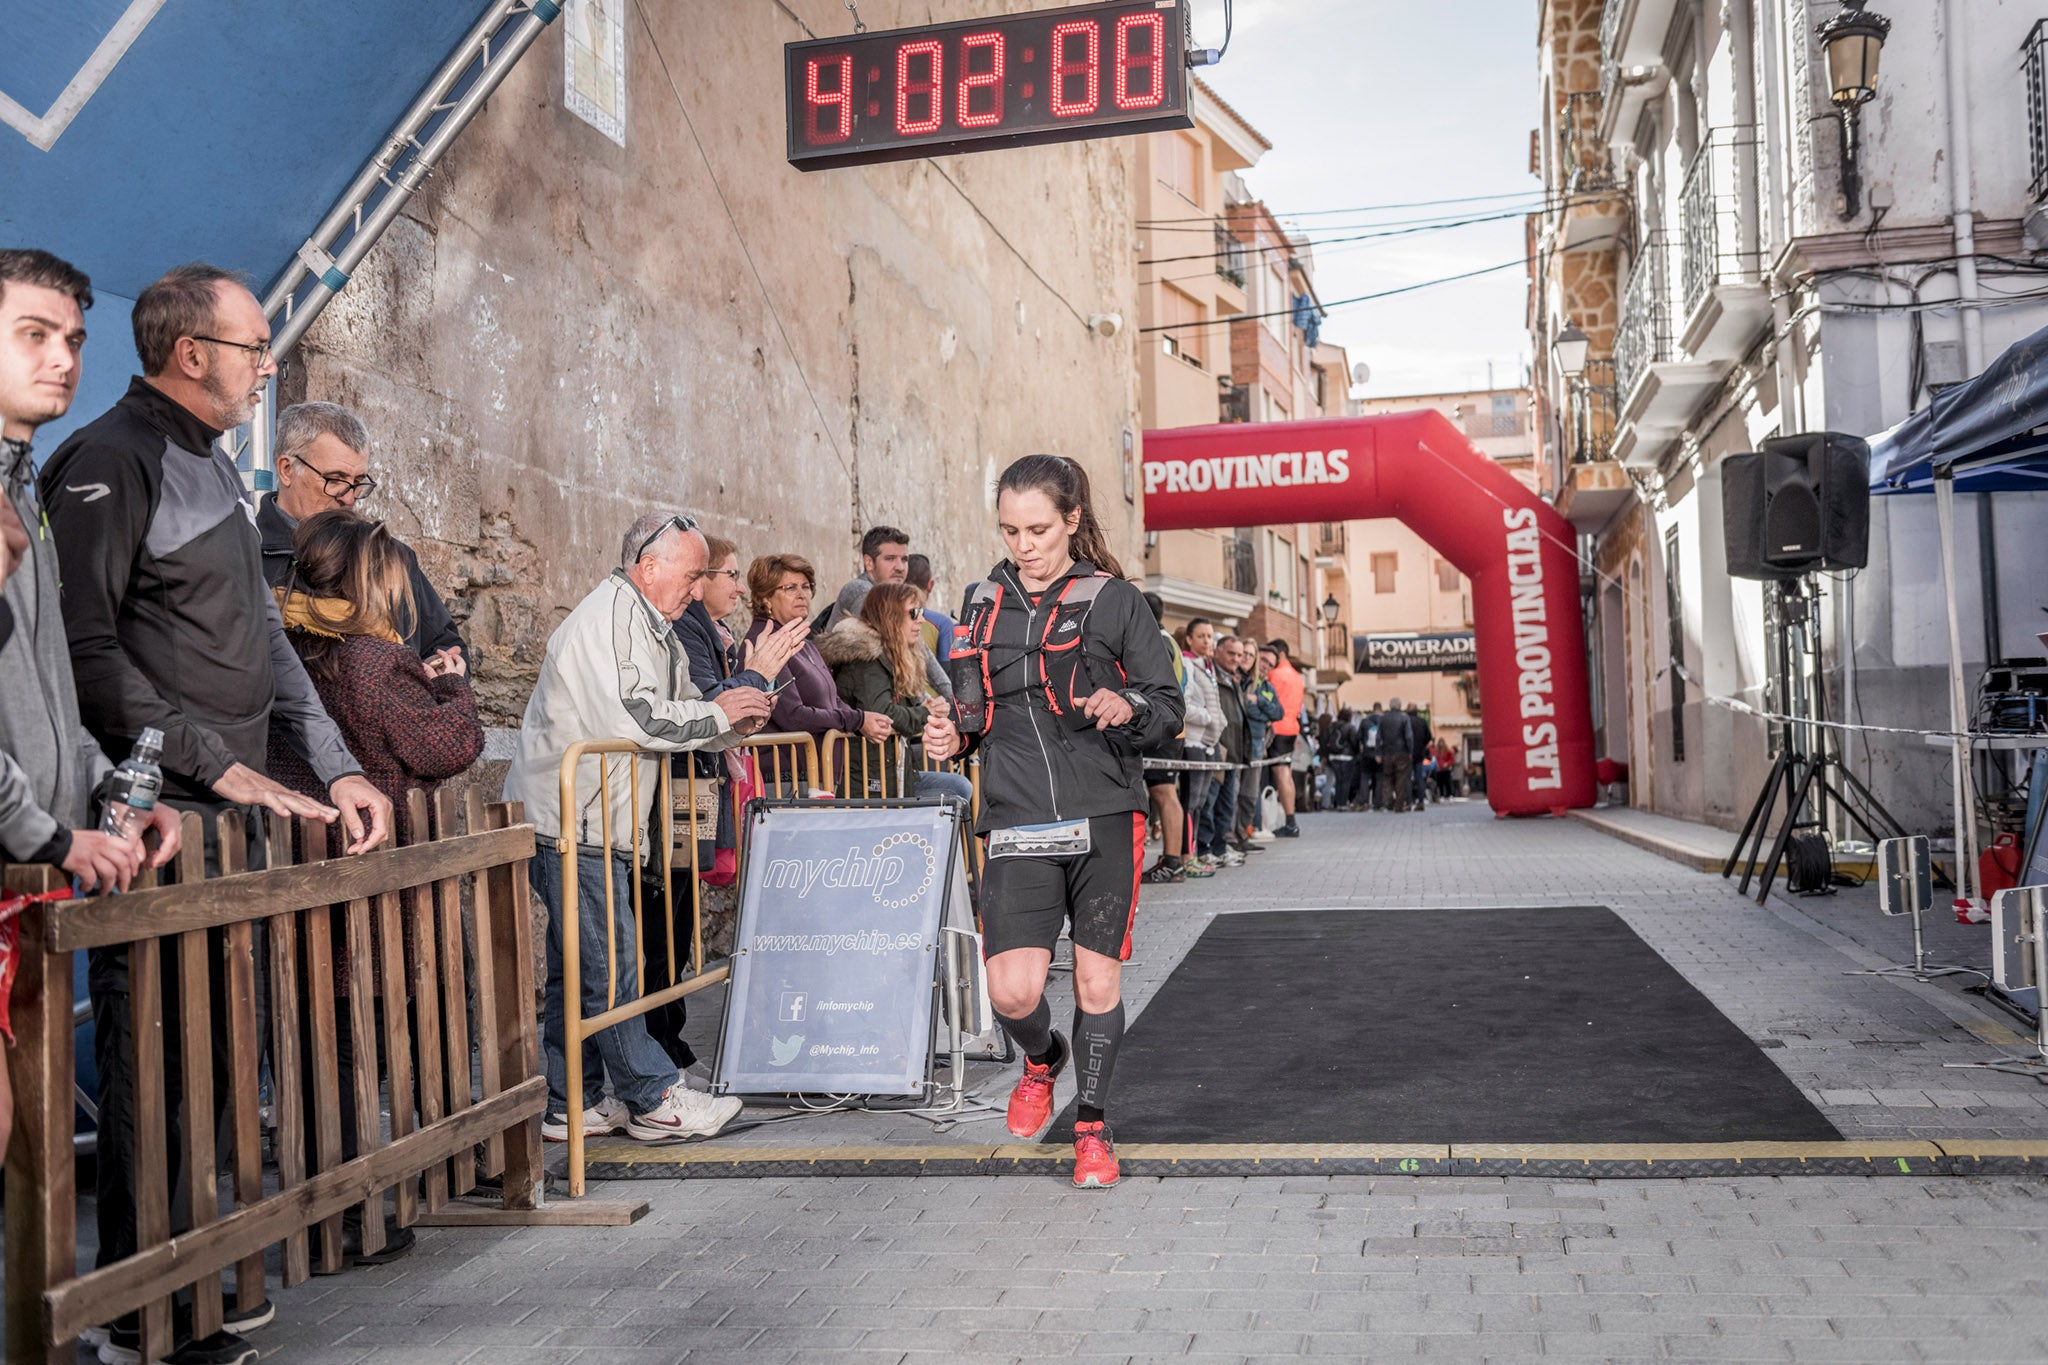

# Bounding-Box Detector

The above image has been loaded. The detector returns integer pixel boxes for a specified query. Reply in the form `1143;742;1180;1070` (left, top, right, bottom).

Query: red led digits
957;31;1004;128
805;53;853;145
1049;20;1100;118
895;39;943;135
1113;12;1165;110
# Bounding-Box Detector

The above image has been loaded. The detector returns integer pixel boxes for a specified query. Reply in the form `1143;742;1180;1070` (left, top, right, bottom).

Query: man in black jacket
1408;702;1435;809
1379;698;1414;813
255;400;464;669
41;263;392;1365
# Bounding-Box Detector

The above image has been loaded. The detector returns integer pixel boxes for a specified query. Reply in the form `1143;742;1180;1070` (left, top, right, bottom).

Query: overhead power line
1134;187;1569;227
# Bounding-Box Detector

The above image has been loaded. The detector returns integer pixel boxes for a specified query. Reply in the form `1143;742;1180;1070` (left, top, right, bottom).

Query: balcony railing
1678;126;1762;319
1557;91;1615;195
1214;221;1246;287
1224;531;1258;597
2029;21;2048;201
1615;233;1673;407
1462;411;1525;440
1316;522;1347;558
1322;621;1351;674
1570;359;1617;464
1598;0;1624;108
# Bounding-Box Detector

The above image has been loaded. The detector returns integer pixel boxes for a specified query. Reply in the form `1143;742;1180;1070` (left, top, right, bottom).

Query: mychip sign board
785;0;1192;171
716;803;963;1096
1355;632;1479;674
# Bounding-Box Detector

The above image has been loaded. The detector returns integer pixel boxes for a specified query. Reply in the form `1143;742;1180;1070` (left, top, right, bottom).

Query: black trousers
92;800;260;1327
640;872;697;1072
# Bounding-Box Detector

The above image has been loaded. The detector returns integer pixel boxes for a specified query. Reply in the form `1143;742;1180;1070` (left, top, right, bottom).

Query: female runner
921;455;1183;1187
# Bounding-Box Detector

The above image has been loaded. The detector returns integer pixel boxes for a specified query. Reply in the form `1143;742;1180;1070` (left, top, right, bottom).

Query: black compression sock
1030;1033;1067;1072
994;998;1055;1062
1076;1103;1105;1125
1072;1001;1126;1116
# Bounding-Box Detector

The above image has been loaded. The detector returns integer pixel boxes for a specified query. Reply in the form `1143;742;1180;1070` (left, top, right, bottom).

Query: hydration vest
948;570;1120;736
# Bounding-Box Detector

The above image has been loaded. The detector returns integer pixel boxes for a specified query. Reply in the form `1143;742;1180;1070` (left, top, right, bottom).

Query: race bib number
987;819;1092;860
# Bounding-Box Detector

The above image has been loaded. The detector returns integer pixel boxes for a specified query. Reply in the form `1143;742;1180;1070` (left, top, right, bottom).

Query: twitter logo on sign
770;1033;804;1067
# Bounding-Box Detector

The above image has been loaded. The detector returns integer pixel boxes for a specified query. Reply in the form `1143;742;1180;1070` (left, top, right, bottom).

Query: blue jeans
533;844;677;1116
916;769;975;805
1198;768;1238;856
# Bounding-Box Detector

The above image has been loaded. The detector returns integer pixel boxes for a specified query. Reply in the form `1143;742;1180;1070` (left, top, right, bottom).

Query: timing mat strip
578;1138;2048;1181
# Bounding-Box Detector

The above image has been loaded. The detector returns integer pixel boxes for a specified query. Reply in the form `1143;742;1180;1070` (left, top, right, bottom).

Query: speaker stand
1721;579;1932;905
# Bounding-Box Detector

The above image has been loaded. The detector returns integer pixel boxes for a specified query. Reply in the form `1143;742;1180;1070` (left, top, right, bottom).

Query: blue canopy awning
1871;324;2048;495
1;0;501;450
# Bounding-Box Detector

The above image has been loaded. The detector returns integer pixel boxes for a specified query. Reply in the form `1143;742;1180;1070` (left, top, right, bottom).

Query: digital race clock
785;0;1193;171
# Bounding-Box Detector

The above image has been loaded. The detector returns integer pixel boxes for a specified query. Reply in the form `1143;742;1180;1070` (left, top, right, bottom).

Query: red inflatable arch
1142;411;1595;816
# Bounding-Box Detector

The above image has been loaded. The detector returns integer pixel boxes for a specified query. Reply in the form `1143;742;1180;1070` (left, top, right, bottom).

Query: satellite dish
1350;362;1371;386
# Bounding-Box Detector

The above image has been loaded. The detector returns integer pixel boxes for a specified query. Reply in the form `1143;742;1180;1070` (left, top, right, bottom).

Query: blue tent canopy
1871;324;2048;495
1;0;501;450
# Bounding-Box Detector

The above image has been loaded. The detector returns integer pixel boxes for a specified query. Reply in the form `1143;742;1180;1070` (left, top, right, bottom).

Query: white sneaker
1219;849;1246;868
1249;828;1275;843
624;1084;742;1141
541;1095;628;1143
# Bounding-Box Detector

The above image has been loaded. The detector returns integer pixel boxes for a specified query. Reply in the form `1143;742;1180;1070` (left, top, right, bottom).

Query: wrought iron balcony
2029;21;2048;201
1316;522;1347;558
1678;126;1762;320
1599;0;1624;108
1570;359;1617;465
1214;220;1246;287
1558;91;1616;195
1614;233;1673;410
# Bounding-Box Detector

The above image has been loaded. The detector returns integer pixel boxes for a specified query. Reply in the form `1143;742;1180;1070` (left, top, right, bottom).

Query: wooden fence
3;790;550;1364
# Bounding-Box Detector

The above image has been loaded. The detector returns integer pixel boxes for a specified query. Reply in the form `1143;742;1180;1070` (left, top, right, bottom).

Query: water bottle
99;727;165;841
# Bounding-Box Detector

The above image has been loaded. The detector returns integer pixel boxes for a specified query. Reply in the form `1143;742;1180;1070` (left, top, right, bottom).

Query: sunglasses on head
633;513;699;564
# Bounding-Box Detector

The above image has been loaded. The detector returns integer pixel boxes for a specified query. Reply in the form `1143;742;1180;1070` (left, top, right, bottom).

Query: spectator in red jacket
267;508;482;1268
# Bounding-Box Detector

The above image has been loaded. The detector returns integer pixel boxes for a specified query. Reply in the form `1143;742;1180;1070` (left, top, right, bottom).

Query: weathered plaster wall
292;0;1142;723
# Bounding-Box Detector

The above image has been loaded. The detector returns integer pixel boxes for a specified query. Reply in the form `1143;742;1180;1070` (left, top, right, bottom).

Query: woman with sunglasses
819;581;975;806
921;455;1183;1187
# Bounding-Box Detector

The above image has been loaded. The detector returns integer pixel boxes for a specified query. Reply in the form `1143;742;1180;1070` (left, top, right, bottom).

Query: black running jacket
953;560;1184;834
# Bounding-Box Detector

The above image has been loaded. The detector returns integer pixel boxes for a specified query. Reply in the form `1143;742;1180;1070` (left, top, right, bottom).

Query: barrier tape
1139;752;1301;773
1670;663;2043;744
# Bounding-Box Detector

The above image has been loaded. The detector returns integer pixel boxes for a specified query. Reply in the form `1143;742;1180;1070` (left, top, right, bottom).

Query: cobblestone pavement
216;805;2048;1360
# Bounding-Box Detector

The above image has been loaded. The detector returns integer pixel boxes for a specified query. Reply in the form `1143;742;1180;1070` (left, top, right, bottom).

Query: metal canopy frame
241;0;561;487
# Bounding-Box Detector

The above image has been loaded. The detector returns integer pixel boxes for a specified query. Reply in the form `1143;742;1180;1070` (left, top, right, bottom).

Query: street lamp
1816;0;1890;220
1320;593;1341;624
1553;323;1591;379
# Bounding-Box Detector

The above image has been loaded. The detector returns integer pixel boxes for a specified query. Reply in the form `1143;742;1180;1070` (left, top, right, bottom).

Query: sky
1184;0;1539;399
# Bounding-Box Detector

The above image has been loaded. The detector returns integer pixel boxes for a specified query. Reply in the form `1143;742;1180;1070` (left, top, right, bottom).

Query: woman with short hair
743;553;893;785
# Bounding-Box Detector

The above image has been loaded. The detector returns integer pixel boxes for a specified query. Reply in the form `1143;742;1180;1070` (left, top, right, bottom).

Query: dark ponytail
997;454;1125;579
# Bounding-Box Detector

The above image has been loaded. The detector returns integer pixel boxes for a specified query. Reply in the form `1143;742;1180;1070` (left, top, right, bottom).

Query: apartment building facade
1338;388;1540;757
1136;79;1356;699
1529;0;2048;832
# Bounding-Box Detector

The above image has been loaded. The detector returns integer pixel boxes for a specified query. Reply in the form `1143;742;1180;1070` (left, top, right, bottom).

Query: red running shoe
1072;1120;1119;1188
1006;1033;1065;1139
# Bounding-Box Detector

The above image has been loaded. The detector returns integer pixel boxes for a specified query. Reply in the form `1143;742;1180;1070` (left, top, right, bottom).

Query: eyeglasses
702;567;741;583
774;581;814;595
633;512;698;564
192;335;288;380
287;453;376;499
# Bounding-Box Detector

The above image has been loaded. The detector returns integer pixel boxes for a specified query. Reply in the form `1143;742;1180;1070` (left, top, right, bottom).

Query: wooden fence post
4;866;74;1365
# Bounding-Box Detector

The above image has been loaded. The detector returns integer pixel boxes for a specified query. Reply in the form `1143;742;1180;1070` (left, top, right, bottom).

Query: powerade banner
1356;632;1477;673
716;804;960;1097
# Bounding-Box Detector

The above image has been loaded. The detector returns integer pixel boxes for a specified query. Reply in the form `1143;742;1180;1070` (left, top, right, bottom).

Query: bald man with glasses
256;400;465;672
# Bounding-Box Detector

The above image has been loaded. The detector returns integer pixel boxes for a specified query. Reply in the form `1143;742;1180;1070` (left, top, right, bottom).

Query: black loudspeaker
1722;432;1871;580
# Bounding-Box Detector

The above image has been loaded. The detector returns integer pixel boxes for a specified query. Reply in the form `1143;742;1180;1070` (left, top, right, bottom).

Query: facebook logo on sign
779;992;807;1023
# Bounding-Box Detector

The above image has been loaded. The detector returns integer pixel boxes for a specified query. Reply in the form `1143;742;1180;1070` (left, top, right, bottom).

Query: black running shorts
1141;737;1184;789
979;811;1144;962
1266;733;1297;758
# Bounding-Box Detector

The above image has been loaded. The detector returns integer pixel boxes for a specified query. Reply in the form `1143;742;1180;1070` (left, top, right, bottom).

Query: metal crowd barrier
552;731;818;1196
551;729;980;1194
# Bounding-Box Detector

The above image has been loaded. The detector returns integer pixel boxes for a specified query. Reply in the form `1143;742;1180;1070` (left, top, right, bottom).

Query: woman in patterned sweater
267;508;482;1268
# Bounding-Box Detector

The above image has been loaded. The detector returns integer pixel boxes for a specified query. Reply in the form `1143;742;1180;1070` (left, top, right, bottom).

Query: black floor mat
1052;906;1840;1144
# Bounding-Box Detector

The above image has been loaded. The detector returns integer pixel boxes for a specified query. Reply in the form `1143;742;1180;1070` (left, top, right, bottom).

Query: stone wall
289;1;1143;725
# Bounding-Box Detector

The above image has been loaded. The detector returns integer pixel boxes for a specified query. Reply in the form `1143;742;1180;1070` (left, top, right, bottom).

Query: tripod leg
1738;757;1792;897
1727;751;1790;881
1756;755;1821;905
